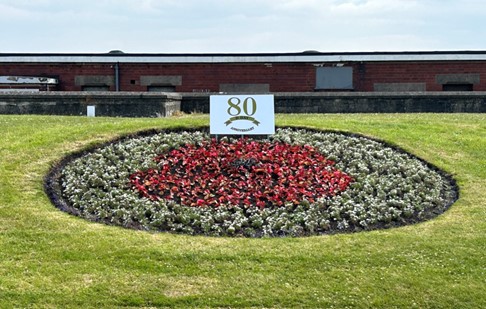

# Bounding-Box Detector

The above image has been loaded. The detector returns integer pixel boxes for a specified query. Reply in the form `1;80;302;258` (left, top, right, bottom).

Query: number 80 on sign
210;94;275;135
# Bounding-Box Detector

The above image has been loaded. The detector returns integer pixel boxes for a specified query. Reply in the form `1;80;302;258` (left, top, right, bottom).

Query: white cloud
0;0;484;53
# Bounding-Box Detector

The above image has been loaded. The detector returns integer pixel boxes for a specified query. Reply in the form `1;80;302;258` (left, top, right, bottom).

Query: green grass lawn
0;114;485;308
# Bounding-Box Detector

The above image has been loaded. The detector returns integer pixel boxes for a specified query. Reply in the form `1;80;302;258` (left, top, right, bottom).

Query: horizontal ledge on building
179;91;486;97
0;91;182;99
2;91;486;99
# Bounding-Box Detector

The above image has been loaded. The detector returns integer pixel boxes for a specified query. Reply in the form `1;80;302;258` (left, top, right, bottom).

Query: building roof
1;51;486;63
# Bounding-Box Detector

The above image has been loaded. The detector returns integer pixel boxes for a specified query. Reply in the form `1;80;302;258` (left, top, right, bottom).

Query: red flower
129;138;352;208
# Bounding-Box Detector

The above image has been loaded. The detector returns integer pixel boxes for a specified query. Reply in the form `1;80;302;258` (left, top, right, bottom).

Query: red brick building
1;51;486;93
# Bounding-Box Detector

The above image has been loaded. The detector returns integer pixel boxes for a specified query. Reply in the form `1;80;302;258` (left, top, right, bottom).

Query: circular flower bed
45;127;458;237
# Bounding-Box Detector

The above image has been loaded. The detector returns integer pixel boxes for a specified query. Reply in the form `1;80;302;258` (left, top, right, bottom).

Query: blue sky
1;0;485;53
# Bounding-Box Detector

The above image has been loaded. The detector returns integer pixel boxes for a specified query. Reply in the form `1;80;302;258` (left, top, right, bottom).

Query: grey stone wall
181;92;486;113
373;83;426;92
1;91;485;117
435;74;480;85
0;92;181;117
140;76;182;86
219;84;270;93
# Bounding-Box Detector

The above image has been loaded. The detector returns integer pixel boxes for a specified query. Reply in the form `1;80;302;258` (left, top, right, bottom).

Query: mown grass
0;114;485;308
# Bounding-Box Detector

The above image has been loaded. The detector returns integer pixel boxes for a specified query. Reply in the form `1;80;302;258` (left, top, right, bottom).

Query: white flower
53;127;457;237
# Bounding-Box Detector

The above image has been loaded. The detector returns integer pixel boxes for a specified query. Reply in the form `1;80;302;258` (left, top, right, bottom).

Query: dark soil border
44;126;459;236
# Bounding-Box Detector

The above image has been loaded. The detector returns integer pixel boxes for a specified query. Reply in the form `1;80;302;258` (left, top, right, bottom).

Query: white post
87;105;96;117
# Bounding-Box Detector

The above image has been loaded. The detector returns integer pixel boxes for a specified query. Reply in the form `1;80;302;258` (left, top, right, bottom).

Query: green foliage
56;127;456;237
0;114;485;308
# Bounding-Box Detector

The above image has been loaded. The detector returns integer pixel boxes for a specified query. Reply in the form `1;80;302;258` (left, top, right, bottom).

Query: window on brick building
315;67;353;90
82;85;110;91
147;85;176;92
442;84;473;91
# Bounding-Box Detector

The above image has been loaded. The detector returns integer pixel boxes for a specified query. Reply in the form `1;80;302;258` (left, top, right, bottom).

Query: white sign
87;105;96;117
210;94;275;135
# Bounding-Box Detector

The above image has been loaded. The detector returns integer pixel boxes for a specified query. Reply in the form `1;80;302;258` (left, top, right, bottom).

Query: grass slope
0;114;484;308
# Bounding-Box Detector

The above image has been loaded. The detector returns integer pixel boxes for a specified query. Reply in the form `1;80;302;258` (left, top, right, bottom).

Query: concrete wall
181;92;486;113
0;92;181;117
0;92;484;117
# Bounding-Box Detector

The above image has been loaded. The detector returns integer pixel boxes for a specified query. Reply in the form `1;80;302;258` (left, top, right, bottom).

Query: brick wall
2;61;486;92
355;61;486;91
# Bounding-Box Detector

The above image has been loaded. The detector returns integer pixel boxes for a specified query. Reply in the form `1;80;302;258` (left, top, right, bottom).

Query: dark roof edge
1;50;486;57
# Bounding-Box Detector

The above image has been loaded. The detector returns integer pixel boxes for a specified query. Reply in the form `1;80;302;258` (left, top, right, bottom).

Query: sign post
210;94;275;135
87;105;96;117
